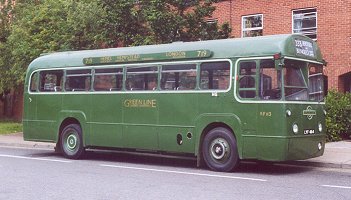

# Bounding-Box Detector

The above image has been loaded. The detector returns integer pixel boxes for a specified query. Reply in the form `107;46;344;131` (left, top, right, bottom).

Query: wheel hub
66;134;77;150
210;138;229;160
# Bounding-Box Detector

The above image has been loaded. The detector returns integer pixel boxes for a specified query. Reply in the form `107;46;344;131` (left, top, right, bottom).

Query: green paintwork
23;34;326;162
27;34;324;71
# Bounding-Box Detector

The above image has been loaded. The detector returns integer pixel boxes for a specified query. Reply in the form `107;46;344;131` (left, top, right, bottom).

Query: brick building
212;0;351;92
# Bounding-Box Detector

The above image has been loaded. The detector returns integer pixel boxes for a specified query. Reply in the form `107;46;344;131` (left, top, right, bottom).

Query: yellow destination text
166;51;186;58
124;99;157;108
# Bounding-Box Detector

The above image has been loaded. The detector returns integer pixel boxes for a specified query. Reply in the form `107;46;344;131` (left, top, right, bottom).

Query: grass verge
0;120;23;135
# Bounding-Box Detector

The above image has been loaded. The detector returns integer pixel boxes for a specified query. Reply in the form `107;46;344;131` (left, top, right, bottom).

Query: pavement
0;132;350;169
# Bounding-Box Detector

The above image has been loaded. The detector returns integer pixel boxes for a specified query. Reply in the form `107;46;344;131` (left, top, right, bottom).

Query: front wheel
202;127;239;172
60;124;85;159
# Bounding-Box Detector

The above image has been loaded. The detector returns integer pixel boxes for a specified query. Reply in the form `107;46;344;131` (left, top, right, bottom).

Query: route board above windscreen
83;50;212;65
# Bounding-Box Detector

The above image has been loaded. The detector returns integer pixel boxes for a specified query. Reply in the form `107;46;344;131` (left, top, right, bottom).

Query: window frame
235;57;284;101
292;8;317;40
65;69;92;92
93;67;124;91
160;63;197;91
237;60;258;99
241;14;263;38
27;59;233;94
38;70;64;92
199;61;231;90
125;66;159;91
30;72;39;92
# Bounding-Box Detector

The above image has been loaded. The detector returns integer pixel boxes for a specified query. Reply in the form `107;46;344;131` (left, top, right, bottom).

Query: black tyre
60;124;85;159
202;127;239;172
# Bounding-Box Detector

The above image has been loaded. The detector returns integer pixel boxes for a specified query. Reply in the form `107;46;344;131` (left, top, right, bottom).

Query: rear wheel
202;127;239;172
60;124;85;159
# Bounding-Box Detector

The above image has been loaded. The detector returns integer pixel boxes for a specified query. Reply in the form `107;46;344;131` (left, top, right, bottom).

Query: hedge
325;90;351;141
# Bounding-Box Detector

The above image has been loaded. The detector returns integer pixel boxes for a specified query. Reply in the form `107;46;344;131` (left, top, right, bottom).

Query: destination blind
294;39;315;58
83;50;212;65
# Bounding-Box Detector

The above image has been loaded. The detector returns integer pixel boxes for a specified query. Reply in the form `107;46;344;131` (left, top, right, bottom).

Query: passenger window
30;72;38;92
161;64;196;90
238;61;256;98
200;61;230;90
39;70;64;92
259;59;281;100
126;66;158;91
65;69;91;92
94;68;123;91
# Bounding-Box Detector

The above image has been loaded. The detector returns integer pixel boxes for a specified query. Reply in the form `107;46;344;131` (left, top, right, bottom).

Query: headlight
318;122;323;132
286;110;292;117
292;123;299;134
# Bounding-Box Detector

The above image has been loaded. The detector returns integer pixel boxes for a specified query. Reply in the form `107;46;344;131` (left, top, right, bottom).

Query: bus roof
27;34;324;71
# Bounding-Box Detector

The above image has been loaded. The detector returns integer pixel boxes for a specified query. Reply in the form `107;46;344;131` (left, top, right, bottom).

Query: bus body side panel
23;90;38;141
61;94;91;146
254;103;287;160
193;89;242;155
35;94;62;142
157;93;198;153
122;93;159;150
235;103;259;159
23;93;62;143
88;93;123;148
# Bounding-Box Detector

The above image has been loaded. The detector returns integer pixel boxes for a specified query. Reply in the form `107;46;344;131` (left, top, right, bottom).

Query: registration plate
304;129;315;135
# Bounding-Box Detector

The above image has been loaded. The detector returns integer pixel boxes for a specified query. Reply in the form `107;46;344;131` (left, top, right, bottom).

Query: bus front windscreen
283;59;324;102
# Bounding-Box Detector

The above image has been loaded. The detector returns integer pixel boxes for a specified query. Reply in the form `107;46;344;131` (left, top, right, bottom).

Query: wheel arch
59;118;81;137
56;110;88;147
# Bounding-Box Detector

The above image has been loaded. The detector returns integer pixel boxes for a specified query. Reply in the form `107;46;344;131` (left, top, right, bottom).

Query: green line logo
303;106;316;120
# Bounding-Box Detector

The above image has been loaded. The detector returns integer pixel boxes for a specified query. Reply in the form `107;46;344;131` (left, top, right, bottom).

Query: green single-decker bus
23;34;326;172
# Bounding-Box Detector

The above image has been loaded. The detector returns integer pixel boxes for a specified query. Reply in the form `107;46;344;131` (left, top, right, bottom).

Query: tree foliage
0;1;13;93
6;0;106;89
0;0;231;95
99;0;231;46
141;0;230;44
99;0;147;47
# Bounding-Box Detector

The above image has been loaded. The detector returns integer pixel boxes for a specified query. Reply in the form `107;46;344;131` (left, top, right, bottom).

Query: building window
242;14;263;38
206;18;218;24
292;8;317;40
